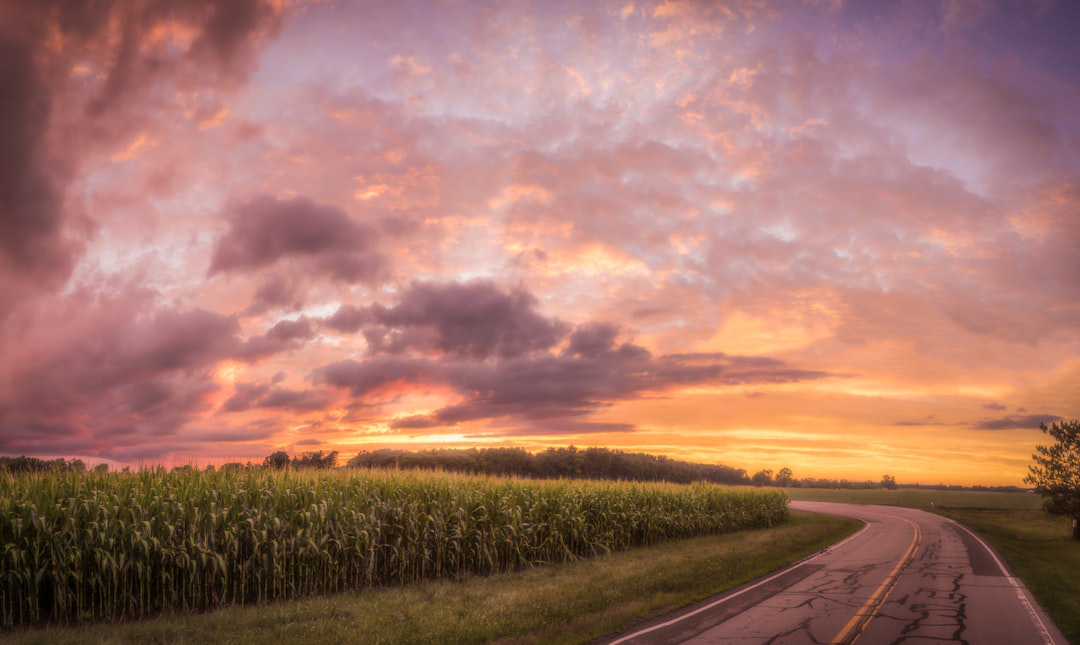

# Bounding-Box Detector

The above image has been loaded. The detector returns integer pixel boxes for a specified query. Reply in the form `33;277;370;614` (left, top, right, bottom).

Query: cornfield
0;467;787;626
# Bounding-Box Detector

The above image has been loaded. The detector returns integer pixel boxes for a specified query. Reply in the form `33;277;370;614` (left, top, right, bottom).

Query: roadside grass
785;487;1078;644
783;486;1042;510
3;510;858;645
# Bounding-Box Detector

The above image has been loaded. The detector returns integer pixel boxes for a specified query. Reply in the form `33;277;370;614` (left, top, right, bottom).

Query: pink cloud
210;195;388;283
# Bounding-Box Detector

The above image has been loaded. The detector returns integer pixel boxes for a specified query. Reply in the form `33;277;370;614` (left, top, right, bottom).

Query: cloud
467;421;636;437
339;280;570;359
324;304;372;334
210;195;387;282
239;317;318;361
972;414;1063;431
316;347;830;433
221;381;332;413
890;419;949;427
0;291;321;457
565;322;620;358
1;304;239;411
0;32;77;295
80;0;283;115
243;275;304;316
311;281;833;434
0;0;286;320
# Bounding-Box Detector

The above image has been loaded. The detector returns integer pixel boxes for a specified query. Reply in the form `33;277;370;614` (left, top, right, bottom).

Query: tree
1025;419;1080;540
263;451;291;470
751;469;773;487
293;450;338;469
881;474;897;490
775;467;793;487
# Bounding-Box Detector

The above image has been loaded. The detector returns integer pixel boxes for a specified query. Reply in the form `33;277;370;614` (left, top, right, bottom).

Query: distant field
783;487;1042;510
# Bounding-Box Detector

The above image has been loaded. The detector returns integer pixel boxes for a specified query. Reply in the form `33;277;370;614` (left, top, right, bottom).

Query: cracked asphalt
602;501;1066;645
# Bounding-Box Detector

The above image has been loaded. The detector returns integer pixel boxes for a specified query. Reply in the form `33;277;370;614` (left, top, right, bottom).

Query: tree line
0;448;895;489
345;446;752;485
0;455;107;474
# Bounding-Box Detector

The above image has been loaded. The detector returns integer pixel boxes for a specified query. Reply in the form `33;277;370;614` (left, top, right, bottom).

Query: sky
1;0;1078;486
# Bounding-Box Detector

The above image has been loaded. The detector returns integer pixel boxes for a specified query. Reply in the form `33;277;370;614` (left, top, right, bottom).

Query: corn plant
0;467;787;627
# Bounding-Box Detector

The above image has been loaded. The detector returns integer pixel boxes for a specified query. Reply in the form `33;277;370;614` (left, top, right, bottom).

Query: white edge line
607;522;871;644
948;519;1058;645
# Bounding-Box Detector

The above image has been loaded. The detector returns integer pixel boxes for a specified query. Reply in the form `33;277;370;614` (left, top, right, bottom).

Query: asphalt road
601;501;1066;644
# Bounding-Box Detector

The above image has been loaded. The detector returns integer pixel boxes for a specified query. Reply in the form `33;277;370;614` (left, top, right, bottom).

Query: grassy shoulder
4;510;858;645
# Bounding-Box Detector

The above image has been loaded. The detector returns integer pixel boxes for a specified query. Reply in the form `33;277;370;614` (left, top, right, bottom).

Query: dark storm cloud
973;414;1063;431
81;0;283;114
0;0;286;315
209;195;387;282
195;0;280;64
341;280;569;359
239;317;317;361
265;317;315;342
313;296;833;432
243;275;304;316
323;304;372;333
564;322;620;358
0;33;75;289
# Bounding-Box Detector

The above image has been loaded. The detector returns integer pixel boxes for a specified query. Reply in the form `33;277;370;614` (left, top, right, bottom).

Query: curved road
602;501;1066;644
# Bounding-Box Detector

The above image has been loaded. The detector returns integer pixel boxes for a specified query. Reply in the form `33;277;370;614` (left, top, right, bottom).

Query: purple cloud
221;381;331;413
0;33;76;296
305;281;835;434
209;195;386;282
973;414;1063;431
341;280;570;359
243;275;304;316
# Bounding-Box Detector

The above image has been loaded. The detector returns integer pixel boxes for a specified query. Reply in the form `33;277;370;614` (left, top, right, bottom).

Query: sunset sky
2;0;1078;485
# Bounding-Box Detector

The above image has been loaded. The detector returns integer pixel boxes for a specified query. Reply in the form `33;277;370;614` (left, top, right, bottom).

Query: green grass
785;487;1078;644
2;510;859;644
783;486;1043;510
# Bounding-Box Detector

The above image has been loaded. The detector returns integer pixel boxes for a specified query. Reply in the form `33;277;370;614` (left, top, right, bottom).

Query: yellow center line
830;516;922;644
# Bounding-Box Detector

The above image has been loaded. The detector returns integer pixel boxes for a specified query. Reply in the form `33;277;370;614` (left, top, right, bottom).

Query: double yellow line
830;516;922;644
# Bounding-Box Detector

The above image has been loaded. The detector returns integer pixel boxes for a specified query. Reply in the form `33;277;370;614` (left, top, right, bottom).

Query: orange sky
1;0;1078;486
